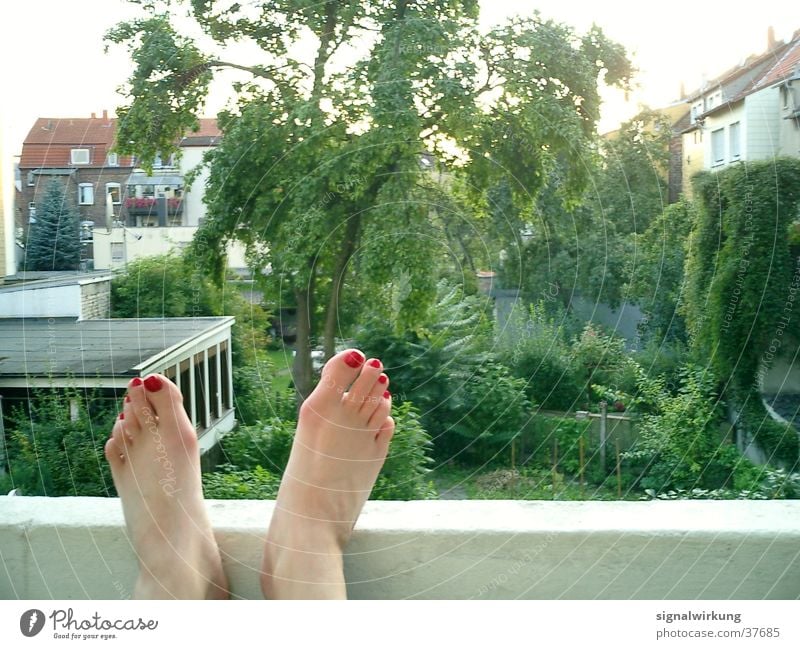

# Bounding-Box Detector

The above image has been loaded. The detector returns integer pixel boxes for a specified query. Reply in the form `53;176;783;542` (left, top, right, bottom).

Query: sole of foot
105;374;228;599
261;349;395;599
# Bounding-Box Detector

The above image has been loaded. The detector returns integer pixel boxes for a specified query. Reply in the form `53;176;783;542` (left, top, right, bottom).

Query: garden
5;1;800;504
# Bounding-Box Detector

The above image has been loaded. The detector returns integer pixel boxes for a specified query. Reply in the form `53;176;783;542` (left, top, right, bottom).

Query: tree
25;179;81;271
106;1;633;400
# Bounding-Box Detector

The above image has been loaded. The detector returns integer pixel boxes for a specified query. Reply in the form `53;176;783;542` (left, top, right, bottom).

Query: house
16;114;248;273
679;28;800;193
17;111;136;268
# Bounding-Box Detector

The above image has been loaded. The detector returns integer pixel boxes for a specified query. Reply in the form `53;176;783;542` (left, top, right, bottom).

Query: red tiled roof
19;116;222;168
19;116;134;169
753;39;800;90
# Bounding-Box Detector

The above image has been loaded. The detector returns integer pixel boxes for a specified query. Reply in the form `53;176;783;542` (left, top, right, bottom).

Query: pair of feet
106;348;394;599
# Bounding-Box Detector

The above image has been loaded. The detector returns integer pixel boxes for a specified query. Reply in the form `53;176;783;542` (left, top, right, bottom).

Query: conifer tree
25;179;81;271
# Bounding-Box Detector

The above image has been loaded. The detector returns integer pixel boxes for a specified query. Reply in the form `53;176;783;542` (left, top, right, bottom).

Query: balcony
1;497;798;599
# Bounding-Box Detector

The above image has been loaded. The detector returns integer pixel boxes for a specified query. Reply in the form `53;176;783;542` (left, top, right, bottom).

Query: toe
374;415;395;447
368;392;392;431
345;358;384;409
360;372;389;418
105;436;124;466
317;348;366;398
138;373;189;430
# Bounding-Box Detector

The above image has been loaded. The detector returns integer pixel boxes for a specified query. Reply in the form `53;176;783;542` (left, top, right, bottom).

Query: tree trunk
323;213;361;359
292;286;314;404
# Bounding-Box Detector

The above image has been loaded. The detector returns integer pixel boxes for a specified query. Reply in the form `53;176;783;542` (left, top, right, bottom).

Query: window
28;202;36;219
711;128;725;165
78;183;95;205
106;182;121;205
690;101;703;124
106;152;119;167
729;122;741;160
27;171;35;186
706;95;715;111
111;243;124;264
71;148;90;165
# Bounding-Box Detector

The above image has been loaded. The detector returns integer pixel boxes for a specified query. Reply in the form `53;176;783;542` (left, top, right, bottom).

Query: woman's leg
106;374;228;599
261;349;394;599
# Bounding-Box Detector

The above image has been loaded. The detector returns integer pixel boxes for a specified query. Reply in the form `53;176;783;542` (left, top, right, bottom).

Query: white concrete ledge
1;497;799;599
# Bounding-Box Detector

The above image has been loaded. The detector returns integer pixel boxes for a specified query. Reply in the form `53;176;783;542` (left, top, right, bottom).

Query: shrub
621;365;739;493
368;401;437;500
218;418;296;473
446;361;534;466
202;465;280;499
499;301;582;411
5;388;115;496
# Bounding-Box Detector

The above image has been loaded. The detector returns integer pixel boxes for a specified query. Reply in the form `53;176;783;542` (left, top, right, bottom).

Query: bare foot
105;374;228;599
261;349;395;599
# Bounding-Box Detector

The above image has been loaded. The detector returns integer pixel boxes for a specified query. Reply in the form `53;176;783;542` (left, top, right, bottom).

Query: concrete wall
93;227;248;270
1;497;798;599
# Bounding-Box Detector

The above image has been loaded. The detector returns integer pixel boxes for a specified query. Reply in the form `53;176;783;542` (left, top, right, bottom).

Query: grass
265;348;294;392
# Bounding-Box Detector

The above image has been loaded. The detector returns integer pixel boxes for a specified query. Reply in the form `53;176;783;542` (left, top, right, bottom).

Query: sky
2;0;800;266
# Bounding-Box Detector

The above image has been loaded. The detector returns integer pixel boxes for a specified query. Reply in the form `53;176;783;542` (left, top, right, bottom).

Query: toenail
344;351;364;368
383;391;391;399
369;359;381;368
125;395;131;402
119;412;124;420
130;377;143;387
143;376;162;392
378;374;388;384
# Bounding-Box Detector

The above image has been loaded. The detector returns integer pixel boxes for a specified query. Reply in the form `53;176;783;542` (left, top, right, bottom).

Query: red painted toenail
383;391;391;399
369;359;382;368
344;351;364;368
119;412;124;420
130;377;143;387
144;376;162;392
125;395;131;403
378;374;388;384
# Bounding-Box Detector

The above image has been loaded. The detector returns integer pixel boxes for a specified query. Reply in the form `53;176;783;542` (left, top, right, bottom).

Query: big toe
141;374;190;429
315;349;366;400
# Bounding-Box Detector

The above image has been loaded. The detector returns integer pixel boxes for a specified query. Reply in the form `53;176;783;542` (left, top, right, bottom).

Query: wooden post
616;437;622;499
552;438;558;499
511;437;516;469
599;400;608;472
579;434;585;499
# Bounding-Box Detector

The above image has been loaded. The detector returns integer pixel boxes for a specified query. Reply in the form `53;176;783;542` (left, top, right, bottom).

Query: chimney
679;81;686;100
91;112;97;119
768;26;776;50
102;109;108;120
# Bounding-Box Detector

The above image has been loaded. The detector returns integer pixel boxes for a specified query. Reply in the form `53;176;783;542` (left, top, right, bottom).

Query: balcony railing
1;497;798;599
124;197;184;217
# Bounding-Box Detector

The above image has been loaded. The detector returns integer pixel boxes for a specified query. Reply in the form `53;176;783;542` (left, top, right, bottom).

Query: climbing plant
683;158;800;464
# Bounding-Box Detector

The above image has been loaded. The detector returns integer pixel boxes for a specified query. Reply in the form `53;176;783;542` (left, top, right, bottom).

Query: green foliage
620;365;740;492
571;323;639;408
499;301;583;411
372;402;437;500
24;179;81;271
110;252;221;319
218;418;296;474
5;388;115;496
627;198;694;343
446;361;534;466
202;464;280;500
684;159;800;461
